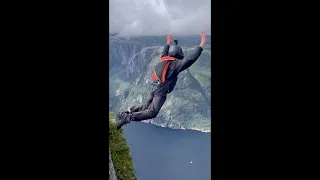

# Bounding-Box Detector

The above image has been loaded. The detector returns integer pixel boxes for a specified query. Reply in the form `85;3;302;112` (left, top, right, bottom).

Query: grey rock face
109;150;117;180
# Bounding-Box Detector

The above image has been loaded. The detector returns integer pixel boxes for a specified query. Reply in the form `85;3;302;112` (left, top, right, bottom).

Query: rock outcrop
109;149;118;180
109;112;137;180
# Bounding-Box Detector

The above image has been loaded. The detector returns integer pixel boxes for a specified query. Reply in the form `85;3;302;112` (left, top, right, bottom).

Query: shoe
116;112;132;130
118;106;133;115
127;106;133;114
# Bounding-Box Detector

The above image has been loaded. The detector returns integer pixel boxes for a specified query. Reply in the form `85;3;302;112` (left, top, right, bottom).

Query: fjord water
123;121;211;180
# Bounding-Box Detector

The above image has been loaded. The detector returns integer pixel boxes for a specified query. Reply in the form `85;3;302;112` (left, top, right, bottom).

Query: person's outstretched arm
175;31;206;73
161;33;174;57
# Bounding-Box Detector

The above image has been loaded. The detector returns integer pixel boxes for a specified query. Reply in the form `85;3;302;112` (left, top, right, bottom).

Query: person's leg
129;93;153;112
131;95;167;121
116;86;165;130
125;85;155;113
116;93;164;130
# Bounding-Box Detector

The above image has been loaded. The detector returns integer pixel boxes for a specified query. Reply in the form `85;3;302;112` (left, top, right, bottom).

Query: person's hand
167;33;174;45
199;31;206;48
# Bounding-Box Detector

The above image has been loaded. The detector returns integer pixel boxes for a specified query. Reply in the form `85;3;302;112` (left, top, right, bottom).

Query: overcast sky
110;0;211;36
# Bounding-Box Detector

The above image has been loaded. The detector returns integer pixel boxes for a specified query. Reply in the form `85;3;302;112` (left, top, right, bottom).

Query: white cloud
110;0;211;36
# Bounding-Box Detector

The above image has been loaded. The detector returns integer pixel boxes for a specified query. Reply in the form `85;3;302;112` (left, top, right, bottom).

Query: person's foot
127;106;133;114
122;106;133;114
118;106;133;115
116;112;132;130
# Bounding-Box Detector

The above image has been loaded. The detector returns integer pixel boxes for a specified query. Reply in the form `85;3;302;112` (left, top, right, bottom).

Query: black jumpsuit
130;44;204;121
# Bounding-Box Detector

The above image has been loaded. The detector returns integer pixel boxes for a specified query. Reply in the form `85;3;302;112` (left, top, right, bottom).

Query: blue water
122;122;211;180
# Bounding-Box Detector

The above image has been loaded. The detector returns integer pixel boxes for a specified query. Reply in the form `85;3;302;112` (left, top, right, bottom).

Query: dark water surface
122;122;211;180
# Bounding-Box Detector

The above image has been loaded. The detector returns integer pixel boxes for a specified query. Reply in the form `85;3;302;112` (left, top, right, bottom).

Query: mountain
109;35;211;132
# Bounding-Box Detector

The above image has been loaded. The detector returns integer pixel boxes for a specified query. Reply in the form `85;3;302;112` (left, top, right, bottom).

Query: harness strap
151;56;181;83
160;56;179;62
161;61;171;83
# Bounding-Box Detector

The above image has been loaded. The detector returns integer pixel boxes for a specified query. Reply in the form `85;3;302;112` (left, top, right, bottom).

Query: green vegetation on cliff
109;112;137;180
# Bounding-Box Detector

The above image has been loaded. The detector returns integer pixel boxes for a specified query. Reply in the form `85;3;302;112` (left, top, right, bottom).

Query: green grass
109;112;137;180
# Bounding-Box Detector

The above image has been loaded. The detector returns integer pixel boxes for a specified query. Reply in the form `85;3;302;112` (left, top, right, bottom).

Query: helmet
168;40;184;59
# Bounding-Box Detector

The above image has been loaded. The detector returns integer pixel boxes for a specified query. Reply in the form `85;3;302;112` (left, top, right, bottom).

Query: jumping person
116;31;207;130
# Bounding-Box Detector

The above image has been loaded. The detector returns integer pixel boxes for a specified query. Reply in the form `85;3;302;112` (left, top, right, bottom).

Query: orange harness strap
160;56;179;61
161;61;171;83
151;56;181;83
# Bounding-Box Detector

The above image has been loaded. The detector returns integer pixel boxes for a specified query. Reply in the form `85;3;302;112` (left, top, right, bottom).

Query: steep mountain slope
109;35;211;132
